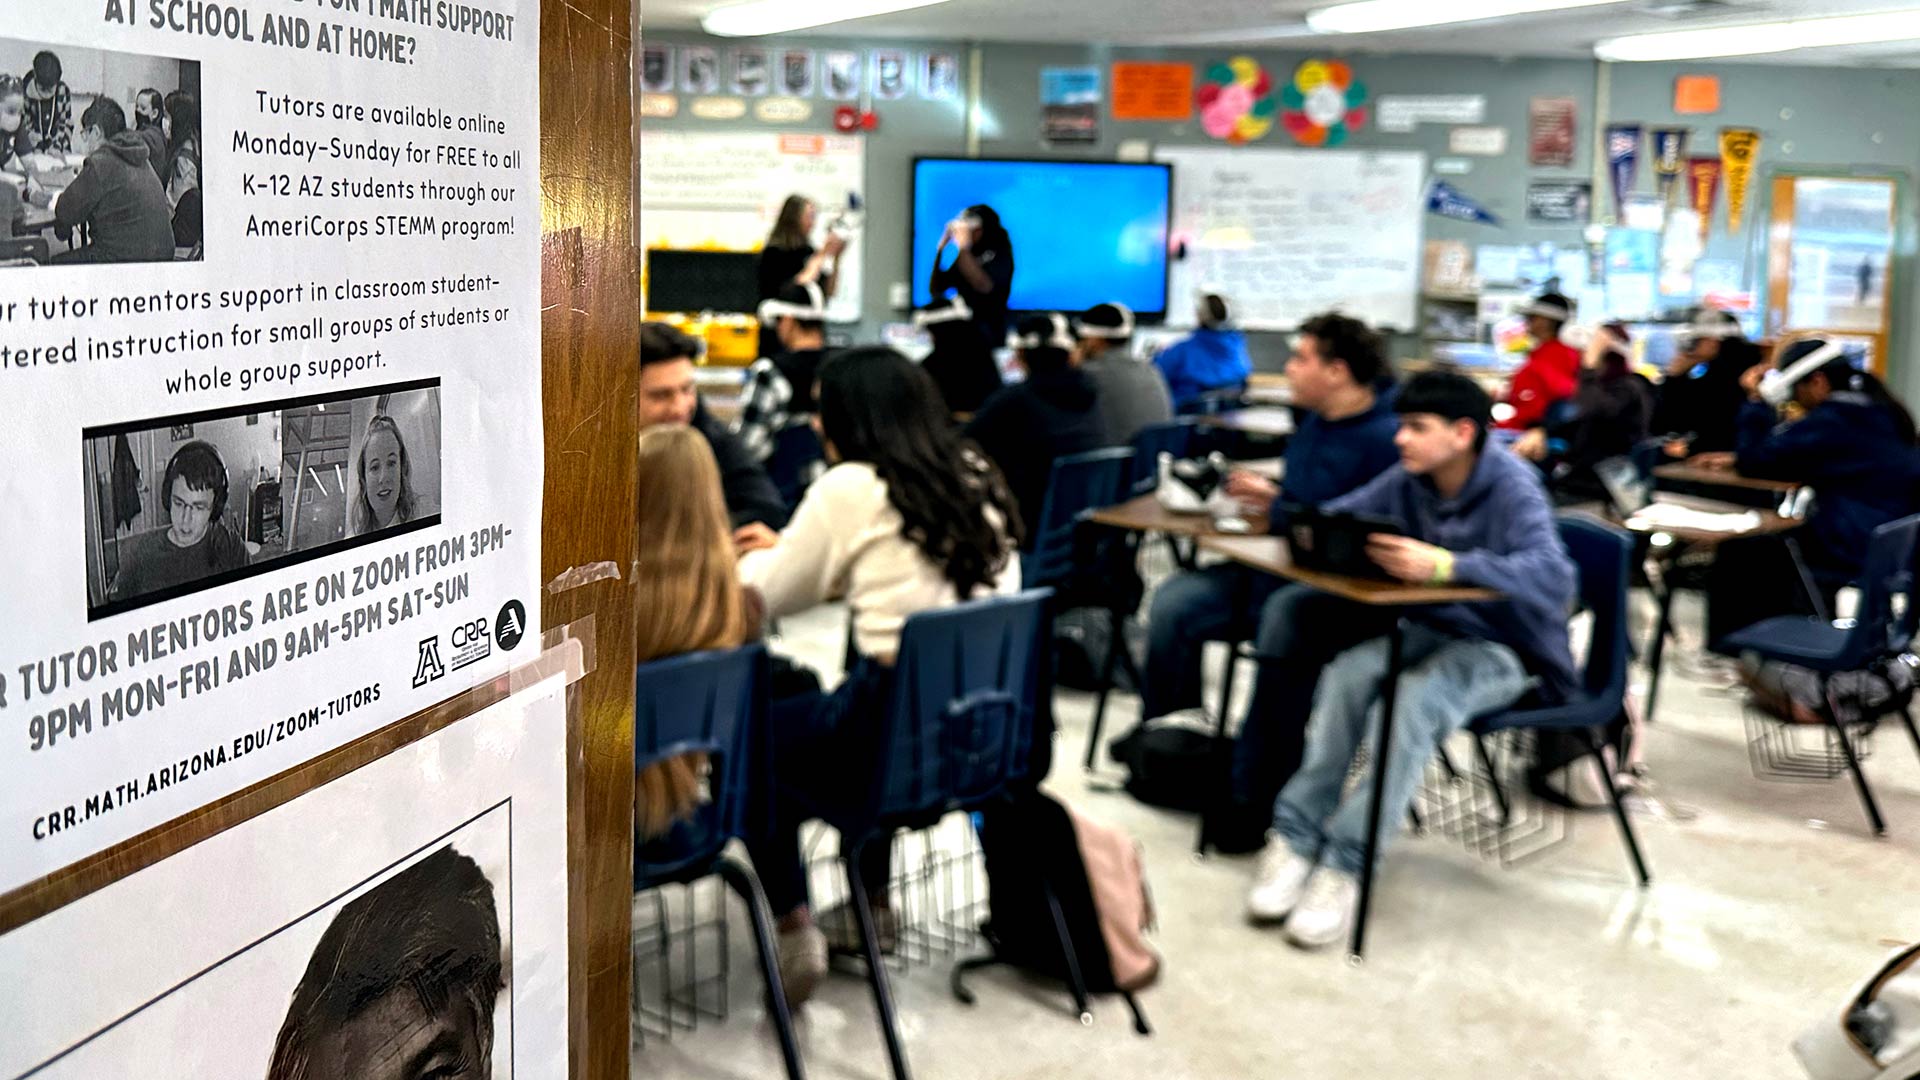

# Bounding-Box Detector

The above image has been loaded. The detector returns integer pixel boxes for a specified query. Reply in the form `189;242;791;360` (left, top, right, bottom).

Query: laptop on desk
1279;503;1406;580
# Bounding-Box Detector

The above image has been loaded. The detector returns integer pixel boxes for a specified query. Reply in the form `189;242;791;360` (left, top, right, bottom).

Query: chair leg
1588;729;1651;886
1216;643;1239;727
1084;605;1128;772
715;856;808;1080
1902;705;1920;764
1043;880;1095;1026
847;841;914;1080
1824;677;1888;837
1644;583;1677;725
1473;733;1510;825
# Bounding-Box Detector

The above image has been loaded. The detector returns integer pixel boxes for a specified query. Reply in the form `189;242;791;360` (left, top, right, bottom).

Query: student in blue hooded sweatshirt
1155;292;1253;411
1693;336;1920;643
1247;371;1576;949
1143;313;1400;852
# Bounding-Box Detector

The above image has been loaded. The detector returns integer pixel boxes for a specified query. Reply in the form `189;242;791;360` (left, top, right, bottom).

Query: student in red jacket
1496;292;1580;431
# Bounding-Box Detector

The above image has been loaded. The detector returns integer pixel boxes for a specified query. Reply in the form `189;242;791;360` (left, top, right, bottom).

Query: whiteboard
1157;147;1426;332
640;131;865;322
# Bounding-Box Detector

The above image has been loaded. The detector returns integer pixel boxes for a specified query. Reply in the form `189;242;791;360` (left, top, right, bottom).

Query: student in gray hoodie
1074;301;1172;444
1246;371;1576;950
52;97;174;265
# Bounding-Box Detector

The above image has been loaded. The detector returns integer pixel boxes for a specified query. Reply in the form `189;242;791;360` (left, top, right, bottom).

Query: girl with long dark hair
733;347;1021;1006
929;202;1015;348
1696;335;1920;641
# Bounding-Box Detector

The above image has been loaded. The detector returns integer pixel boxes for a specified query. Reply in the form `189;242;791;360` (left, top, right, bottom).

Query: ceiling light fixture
1595;9;1920;61
1305;0;1629;34
701;0;954;37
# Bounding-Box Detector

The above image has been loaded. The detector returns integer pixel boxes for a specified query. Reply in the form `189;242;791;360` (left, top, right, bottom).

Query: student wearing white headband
1513;321;1653;502
756;194;845;358
929;203;1016;348
1649;307;1762;458
736;281;835;463
1495;291;1581;433
915;294;1002;414
962;312;1110;542
1693;336;1920;643
1154;290;1253;411
1074;301;1172;442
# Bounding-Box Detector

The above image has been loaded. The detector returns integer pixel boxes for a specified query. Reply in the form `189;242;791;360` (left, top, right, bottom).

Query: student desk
1653;463;1801;510
1197;533;1501;960
1087;494;1260;538
1198;406;1296;439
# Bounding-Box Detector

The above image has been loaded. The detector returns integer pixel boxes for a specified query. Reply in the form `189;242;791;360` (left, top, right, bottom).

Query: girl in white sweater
735;347;1022;1006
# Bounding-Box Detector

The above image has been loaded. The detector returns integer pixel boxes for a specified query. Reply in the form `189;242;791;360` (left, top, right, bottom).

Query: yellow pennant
1719;127;1760;232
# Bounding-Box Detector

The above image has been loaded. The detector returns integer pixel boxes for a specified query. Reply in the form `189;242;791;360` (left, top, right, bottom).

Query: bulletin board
640;130;867;322
1158;146;1427;332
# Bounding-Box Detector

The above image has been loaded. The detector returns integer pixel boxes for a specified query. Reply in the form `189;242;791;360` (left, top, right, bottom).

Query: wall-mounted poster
1111;61;1194;122
640;42;675;94
871;49;911;100
731;46;770;97
0;7;543;894
823;50;862;100
923;51;961;100
1527;181;1592;224
777;48;815;97
1528;96;1577;167
0;676;570;1080
682;45;720;94
1041;65;1102;145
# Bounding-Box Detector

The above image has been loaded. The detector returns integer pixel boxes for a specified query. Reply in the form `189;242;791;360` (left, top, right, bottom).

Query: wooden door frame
1764;169;1905;375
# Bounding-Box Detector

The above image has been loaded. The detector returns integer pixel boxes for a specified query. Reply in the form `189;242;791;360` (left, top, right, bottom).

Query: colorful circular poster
1279;59;1368;147
1196;56;1278;145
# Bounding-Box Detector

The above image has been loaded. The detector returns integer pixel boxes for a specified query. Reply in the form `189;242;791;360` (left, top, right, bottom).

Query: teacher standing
757;195;844;357
929;203;1014;350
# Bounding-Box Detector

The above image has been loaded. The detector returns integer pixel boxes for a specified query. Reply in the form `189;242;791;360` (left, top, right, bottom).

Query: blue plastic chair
1468;516;1651;886
788;589;1055;1080
766;422;825;513
1022;447;1134;590
1711;513;1920;836
1128;419;1197;498
633;645;805;1079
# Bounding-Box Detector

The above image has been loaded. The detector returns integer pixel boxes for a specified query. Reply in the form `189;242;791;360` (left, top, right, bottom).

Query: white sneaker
1284;866;1360;950
1245;841;1315;923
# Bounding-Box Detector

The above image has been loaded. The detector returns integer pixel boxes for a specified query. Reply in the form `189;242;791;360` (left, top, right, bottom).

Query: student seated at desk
732;347;1021;1005
965;313;1110;544
51;97;175;265
1693;336;1920;643
735;281;833;462
1247;372;1576;948
640;321;788;529
1074;301;1172;443
1650;308;1761;458
1145;312;1400;852
167;149;201;251
1154;291;1253;412
915;294;1002;414
1514;322;1653;502
1494;292;1581;432
0;76;31;174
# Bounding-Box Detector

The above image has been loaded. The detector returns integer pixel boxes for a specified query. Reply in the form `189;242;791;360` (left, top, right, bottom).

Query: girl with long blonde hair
634;425;754;840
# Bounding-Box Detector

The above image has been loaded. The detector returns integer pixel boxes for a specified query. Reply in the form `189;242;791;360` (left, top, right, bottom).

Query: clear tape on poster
544;561;623;594
507;614;595;694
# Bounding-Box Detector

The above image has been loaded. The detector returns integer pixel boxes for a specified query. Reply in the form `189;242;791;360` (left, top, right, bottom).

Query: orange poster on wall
1111;61;1194;121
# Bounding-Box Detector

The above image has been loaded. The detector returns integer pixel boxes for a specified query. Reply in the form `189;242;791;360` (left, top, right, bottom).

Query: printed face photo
779;49;813;96
873;50;908;99
732;47;768;96
924;53;958;99
824;51;860;99
682;47;719;94
640;44;673;93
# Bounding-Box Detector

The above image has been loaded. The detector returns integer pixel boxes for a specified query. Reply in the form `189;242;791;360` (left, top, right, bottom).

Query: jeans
1146;569;1391;807
1273;625;1531;876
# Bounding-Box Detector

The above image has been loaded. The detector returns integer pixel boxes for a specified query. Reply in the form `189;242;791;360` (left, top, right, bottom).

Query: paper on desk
1628;503;1761;534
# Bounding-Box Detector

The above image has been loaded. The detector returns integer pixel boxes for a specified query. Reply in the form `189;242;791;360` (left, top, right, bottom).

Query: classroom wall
642;31;1920;391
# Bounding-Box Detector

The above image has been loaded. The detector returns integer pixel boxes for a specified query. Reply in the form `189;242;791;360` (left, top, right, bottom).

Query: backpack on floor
1745;652;1918;729
1795;941;1920;1080
975;790;1157;1032
1108;714;1230;813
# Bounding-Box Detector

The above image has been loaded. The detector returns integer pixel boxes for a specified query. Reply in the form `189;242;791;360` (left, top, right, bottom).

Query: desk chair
1712;513;1920;836
1127;420;1197;499
785;590;1055;1080
1467;516;1652;887
633;645;805;1080
766;422;825;514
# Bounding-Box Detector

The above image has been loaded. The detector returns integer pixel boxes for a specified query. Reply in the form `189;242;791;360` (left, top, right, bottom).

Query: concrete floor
632;585;1920;1080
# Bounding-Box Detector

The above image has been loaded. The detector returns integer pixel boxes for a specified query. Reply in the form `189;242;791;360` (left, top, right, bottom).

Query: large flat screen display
911;158;1172;317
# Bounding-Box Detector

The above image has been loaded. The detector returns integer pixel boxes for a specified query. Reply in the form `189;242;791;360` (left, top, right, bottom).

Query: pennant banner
1720;127;1760;232
1650;128;1689;205
1426;179;1499;225
1686;156;1722;241
1605;123;1641;220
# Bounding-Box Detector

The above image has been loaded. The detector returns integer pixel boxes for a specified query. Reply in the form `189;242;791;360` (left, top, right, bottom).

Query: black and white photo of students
923;52;959;100
732;46;769;96
823;50;860;100
681;45;719;95
640;43;674;94
778;48;814;97
872;49;909;100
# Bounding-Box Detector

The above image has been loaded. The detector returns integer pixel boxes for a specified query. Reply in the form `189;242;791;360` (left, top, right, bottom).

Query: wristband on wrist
1432;549;1455;584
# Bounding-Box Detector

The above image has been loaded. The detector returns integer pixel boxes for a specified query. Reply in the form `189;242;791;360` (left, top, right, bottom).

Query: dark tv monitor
911;157;1172;318
646;249;761;315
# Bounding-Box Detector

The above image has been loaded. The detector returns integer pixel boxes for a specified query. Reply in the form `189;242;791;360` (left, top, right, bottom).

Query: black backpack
1109;719;1230;813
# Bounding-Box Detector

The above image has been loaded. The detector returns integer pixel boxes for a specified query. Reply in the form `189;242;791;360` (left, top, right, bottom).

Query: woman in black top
928;203;1014;349
756;194;844;357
